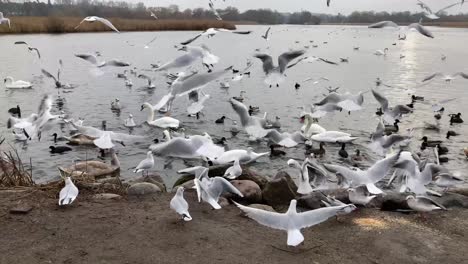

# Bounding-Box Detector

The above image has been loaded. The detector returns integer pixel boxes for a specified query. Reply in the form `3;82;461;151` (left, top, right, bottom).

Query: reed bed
0;16;236;34
0;149;34;187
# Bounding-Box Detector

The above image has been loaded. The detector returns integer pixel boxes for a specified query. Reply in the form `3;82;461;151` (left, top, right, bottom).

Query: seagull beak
140;105;144;111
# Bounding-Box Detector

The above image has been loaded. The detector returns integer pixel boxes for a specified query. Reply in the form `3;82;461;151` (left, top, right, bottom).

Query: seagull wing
75;53;98;65
41;69;57;83
95;16;119;33
278;50;305;73
254;53;274;74
368;21;398;28
180;34;202;45
371;89;389;112
408;23;434;38
234;202;288;230
367;152;400;183
422;72;442;82
295;205;351;229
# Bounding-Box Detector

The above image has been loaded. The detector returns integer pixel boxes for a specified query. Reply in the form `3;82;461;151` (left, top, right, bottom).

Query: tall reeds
0;149;34;187
0;16;236;34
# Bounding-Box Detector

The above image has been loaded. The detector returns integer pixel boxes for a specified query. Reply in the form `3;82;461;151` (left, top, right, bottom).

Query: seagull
58;177;79;206
288;158;315;194
170;187;192;221
417;0;465;20
137;74;156;88
264;129;306;148
14;41;41;59
149;10;158;20
224;159;242;179
194;168;243;209
41;61;69;88
372;89;413;124
324;152;400;194
234;200;356;246
133;151;154;176
69;122;142;149
408;23;434;38
156;45;219;72
370;119;410;155
144;36;157;49
368;21;398;28
254;50;305;87
180;28;252;45
314;91;365;113
75;16;119;33
153;67;231;112
347;187;377;206
75;53;130;68
261;27;271;40
208;0;222;20
406;195;446;212
187;90;210;115
212;147;269;165
422;72;468;83
327;0;331;7
229;98;269;138
124;114;136;128
0;12;10;28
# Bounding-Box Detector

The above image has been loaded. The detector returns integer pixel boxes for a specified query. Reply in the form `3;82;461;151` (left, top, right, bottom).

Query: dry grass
0;16;236;34
0;149;34;187
425;21;468;28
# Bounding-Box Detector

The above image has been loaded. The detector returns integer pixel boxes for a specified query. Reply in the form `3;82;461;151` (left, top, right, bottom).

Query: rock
92;193;122;200
130;174;167;192
229;180;262;204
438;193;468;208
172;174;194;189
236;168;269;189
248;204;275;212
207;164;231;176
449;188;468;197
272;171;298;192
219;197;230;207
297;192;329;210
262;177;296;208
10;205;33;214
127;182;162;196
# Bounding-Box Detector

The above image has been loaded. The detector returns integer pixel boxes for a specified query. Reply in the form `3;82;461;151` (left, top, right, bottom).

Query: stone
248;204;275;212
228;180;262;203
127;182;162;196
10;205;33;214
92;193;122;200
272;171;298;192
262;177;296;208
219;197;230;207
130;174;167;192
172;174;194;189
236;168;270;190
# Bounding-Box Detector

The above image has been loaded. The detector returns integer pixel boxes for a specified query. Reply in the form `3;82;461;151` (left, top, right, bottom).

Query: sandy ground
1;189;467;264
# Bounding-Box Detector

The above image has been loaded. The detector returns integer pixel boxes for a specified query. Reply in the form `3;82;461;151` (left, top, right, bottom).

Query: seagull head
405;195;415;201
178;46;188;52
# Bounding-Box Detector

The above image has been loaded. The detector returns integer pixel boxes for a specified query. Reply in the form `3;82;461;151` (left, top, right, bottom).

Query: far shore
322;21;468;28
0;16;236;34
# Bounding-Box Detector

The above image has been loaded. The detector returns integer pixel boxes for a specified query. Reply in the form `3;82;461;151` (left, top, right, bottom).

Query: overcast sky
145;0;467;14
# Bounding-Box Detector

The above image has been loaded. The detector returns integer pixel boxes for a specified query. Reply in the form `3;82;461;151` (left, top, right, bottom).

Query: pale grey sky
144;0;467;14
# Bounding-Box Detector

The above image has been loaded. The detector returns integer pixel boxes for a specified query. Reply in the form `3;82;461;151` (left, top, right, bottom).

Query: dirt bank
0;188;467;264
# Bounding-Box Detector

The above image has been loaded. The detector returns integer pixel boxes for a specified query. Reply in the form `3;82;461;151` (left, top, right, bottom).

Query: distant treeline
1;1;468;25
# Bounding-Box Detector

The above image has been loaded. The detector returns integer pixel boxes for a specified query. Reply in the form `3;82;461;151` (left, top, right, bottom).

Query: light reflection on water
0;25;467;188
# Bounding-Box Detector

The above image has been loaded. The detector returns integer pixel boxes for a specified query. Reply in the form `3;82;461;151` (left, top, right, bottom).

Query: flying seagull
75;16;119;33
0;12;10;28
14;41;41;59
254;50;305;87
75;53;130;67
180;28;252;45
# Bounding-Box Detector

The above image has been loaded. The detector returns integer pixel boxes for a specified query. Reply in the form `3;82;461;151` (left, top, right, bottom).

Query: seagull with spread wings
254;50;305;87
75;16;119;33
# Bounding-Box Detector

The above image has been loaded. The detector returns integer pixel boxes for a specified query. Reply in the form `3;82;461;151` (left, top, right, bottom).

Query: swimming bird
234;200;356;247
374;48;389;56
232;91;246;102
311;131;357;143
270;116;281;129
70;122;142;149
0;12;10;28
347;187;377;206
4;76;32;89
180;28;252;45
270;145;286;157
59;149;120;178
324;152;400;194
254;50;305;87
215;116;226;124
446;131;459;139
137;74;156;88
170;187;192;221
110;99;121;111
156;45;219;72
422;72;468;83
406;195;446;212
384;119;400;134
224;159;242;179
370;119;409;155
420;136;442;148
58;177;79;206
465;148;468;158
14;41;41;59
140;103;180;129
308;142;326;156
339;143;348;158
49;146;72;154
134;151;154;176
75;16;119;32
124;114;136;128
449;113;463;124
8;105;21;118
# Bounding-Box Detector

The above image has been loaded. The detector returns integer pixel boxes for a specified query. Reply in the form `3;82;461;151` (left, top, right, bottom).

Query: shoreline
0;16;236;34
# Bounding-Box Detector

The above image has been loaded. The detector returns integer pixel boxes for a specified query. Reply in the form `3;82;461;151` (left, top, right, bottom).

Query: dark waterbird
49;146;72;154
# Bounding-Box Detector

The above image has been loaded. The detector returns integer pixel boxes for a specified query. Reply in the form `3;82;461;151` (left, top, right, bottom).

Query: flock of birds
2;0;468;247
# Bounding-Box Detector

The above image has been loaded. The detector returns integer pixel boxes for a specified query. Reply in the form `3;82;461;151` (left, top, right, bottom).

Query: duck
420;136;442;148
384;119;400;134
435;144;449;155
375;108;383;116
232;91;246;102
374;48;388;56
8;105;21;118
141;103;180;129
3;76;32;89
295;83;301;90
220;82;230;89
215;137;227;145
411;95;424;101
249;106;260;114
446;131;459;139
340;57;349;63
351;149;364;162
449;113;463;124
215;116;226;124
124;79;133;87
124;114;136;128
464;147;468;158
63;134;96;146
230;120;240;137
58;149;120;180
339;143;348;158
110;99;121;111
270;145;286;157
49;146;72;154
309;142;326;156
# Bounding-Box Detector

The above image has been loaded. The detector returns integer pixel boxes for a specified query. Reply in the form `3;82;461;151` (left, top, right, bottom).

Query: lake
1;25;467;188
